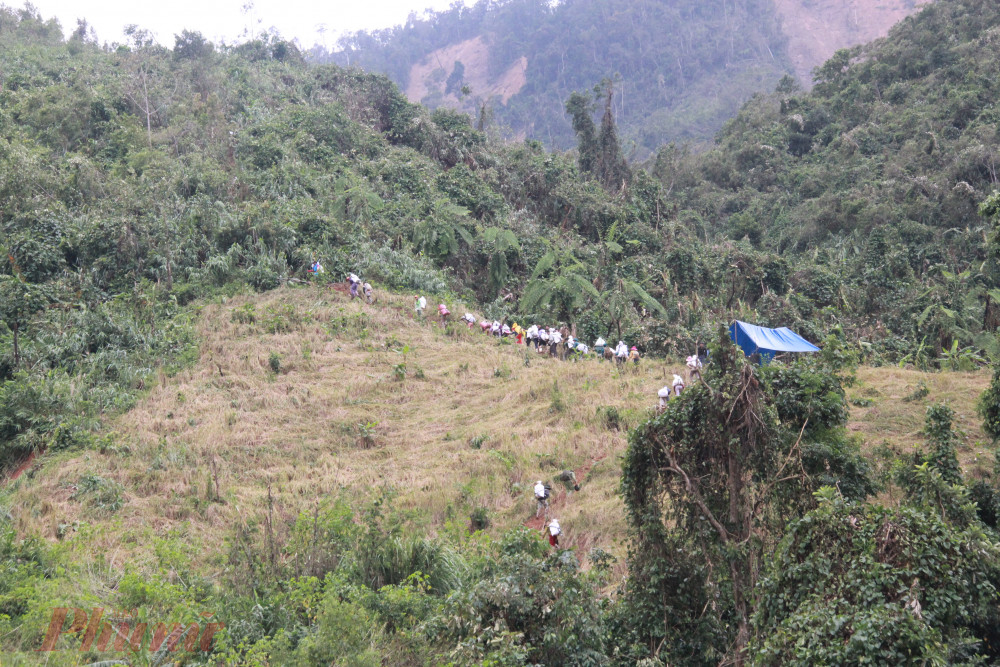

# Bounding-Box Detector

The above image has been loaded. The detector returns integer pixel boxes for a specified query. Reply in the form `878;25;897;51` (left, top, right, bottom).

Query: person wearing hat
628;346;641;365
414;295;426;318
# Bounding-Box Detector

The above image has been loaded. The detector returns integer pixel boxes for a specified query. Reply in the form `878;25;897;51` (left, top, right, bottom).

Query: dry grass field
4;285;682;573
848;366;993;477
4;283;994;578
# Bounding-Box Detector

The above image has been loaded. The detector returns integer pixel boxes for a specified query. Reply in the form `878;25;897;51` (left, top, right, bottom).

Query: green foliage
752;498;999;665
978;364;1000;441
617;327;816;663
329;0;792;153
71;473;125;514
436;528;608;665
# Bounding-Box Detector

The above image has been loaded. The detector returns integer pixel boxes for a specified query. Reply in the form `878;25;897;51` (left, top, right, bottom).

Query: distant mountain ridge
319;0;927;153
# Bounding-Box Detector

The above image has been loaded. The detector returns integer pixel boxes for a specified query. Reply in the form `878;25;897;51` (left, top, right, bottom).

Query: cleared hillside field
4;284;993;577
4;285;682;572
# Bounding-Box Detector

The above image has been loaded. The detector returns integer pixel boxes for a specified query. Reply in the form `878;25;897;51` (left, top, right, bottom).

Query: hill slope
323;0;925;152
6;285;680;566
6;284;992;563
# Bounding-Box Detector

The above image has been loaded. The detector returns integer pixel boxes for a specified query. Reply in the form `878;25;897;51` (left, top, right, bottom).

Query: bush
752;498;999;665
978;365;1000;441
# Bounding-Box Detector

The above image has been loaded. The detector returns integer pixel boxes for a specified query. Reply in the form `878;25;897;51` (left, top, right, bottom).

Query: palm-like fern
480;227;521;292
411;199;474;262
520;248;598;324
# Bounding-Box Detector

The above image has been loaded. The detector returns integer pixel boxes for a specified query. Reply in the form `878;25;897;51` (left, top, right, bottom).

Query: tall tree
565;91;598;175
595;79;631;192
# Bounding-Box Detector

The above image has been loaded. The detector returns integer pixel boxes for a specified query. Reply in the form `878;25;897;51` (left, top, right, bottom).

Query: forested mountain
3;0;1000;664
321;0;923;153
654;0;1000;363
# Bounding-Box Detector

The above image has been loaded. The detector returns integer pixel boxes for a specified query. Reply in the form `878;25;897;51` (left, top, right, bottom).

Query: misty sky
21;0;473;48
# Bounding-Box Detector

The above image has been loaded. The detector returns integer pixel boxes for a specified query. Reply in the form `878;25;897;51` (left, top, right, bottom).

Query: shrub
752;498;999;665
978;365;1000;441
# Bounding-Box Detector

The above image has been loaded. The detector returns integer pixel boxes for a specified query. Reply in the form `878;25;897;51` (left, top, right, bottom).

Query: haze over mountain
320;0;927;153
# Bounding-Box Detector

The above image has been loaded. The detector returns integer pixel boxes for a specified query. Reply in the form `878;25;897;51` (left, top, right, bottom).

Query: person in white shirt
414;295;426;317
686;354;703;383
527;324;539;348
550;329;563;359
546;518;561;548
658;385;672;410
614;341;628;367
672;374;686;396
534;480;550;517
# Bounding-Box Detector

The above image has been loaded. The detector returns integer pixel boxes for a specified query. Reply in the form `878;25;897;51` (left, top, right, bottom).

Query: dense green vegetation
323;0;792;153
3;0;1000;663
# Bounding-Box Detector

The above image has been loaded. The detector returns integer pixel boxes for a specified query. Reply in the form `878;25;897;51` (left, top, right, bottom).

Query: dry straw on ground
5;284;993;576
6;285;680;570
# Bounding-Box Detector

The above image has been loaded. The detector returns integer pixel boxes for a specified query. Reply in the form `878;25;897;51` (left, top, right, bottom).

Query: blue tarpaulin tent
729;320;820;363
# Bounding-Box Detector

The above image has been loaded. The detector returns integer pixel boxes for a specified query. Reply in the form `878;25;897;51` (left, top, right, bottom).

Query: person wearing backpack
534;480;550;518
546;518;561;548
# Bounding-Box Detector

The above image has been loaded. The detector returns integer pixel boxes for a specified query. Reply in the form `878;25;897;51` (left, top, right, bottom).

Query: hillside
4;283;997;662
6;285;667;563
4;1;1000;662
6;283;994;548
323;0;925;152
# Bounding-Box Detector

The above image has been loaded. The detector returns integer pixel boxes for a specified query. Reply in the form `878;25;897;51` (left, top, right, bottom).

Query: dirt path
4;449;40;485
523;449;611;541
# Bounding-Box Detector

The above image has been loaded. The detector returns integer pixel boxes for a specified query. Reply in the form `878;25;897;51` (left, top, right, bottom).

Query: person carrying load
546;518;561;548
414;295;426;318
594;337;606;356
362;282;374;304
527;324;539;348
347;273;360;299
686;354;703;383
308;260;325;277
463;312;476;328
658;385;671;410
614;340;628;367
501;323;512;337
534;480;551;518
438;303;450;324
512;322;524;344
672;374;685;397
628;346;640;365
550;328;563;359
479;319;491;333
